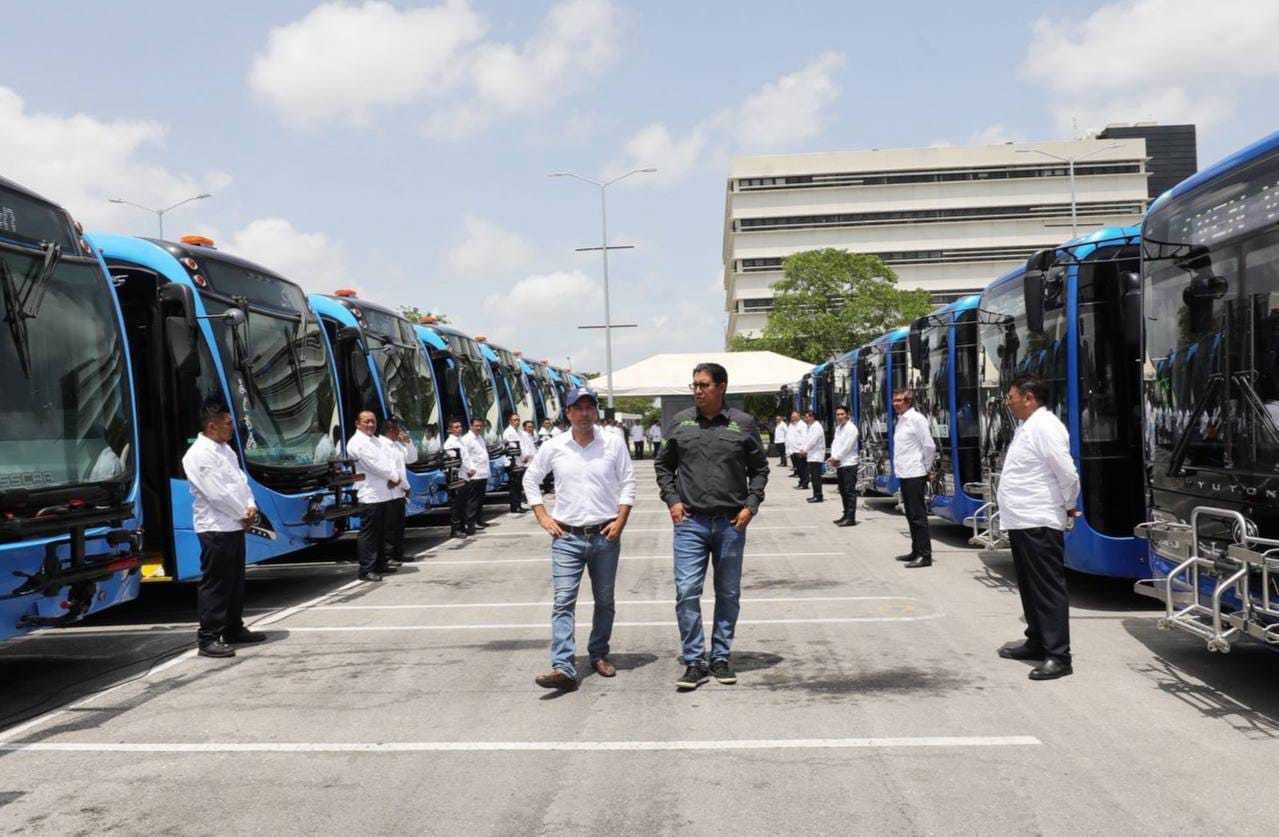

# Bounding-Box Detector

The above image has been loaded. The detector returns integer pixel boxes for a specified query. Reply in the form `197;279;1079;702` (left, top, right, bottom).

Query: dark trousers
633;441;644;459
466;478;487;526
197;530;246;646
837;466;858;521
383;497;406;564
357;501;388;575
808;462;824;499
790;453;804;478
449;485;467;532
508;469;525;512
1009;527;1071;664
774;442;787;467
899;476;932;560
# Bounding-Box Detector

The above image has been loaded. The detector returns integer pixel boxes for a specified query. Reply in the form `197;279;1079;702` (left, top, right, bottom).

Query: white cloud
612;51;847;186
1021;0;1279;133
483;270;601;321
248;0;485;125
0;86;228;232
225;218;349;288
446;214;538;278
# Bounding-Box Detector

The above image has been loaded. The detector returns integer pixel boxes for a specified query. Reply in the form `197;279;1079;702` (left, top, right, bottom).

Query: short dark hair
835;405;849;414
692;362;728;386
448;417;464;428
200;401;230;430
804;409;816;418
1010;374;1050;405
893;390;914;405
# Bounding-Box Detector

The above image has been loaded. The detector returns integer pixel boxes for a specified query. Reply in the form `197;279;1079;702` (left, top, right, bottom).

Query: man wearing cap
655;362;770;691
524;386;636;692
380;416;415;568
347;410;401;582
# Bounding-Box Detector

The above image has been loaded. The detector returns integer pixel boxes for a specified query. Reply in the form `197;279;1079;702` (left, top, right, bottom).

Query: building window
735;200;1145;232
735;161;1141;192
738;298;775;313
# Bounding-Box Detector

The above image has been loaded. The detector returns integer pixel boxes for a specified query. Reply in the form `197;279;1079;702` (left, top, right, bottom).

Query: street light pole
107;192;212;239
549;167;655;411
1015;144;1120;237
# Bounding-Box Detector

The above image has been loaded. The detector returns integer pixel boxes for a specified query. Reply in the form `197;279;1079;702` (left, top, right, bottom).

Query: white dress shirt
518;429;538;463
523;428;636;526
443;433;464;469
551;426;564;437
829;421;859;467
462;431;490;480
503;425;522;446
381;434;412;499
348;430;400;504
182;433;255;533
997;407;1080;531
647;424;662;444
893;407;936;479
802;421;827;463
786;420;804;456
773;421;788;447
629;424;644;442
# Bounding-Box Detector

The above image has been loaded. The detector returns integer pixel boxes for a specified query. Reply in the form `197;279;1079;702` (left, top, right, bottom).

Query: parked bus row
780;128;1279;656
0;177;586;645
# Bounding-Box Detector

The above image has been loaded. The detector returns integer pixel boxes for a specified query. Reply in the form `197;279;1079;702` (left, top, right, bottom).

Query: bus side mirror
163;316;197;376
336;326;361;346
1121;271;1141;345
1023;249;1054;334
909;319;925;371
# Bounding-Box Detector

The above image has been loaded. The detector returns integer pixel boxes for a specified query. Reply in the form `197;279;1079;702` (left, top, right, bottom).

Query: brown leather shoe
592;657;616;677
535;670;578;691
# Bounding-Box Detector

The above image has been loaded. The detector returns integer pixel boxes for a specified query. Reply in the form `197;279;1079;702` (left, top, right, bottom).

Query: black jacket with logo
654;407;770;514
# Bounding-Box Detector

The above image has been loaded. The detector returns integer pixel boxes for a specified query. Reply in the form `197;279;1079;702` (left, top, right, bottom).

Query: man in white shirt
538;419;555;444
520;420;539;462
786;411;804;480
442;419;469;538
629;421;645;459
647;421;662;454
348;410;402;582
996;374;1080;681
181;403;264;658
893;390;937;568
773;416;788;467
380;416;414;568
524;387;635;692
462;417;492;532
801;410;827;503
502;413;529;514
828;405;860;526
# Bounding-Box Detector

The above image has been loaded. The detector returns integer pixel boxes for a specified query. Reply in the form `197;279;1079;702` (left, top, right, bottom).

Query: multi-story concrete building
723;136;1157;342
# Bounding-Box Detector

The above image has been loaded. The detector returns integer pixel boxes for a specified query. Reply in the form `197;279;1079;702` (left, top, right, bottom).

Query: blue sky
3;0;1275;372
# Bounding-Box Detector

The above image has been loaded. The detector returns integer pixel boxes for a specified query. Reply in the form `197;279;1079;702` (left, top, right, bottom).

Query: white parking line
284;615;943;632
475;526;819;536
0;735;1040;753
317;595;916;610
410;551;844;564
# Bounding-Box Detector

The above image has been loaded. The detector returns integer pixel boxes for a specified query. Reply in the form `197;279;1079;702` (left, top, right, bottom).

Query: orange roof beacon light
475;335;487;342
419;315;438;325
179;234;216;248
333;288;359;298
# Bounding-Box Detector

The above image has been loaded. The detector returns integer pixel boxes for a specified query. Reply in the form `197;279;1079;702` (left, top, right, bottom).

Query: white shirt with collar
380;434;413;499
786;420;804;456
647;424;662;443
774;421;788;446
629;424;644;442
462;431;491;480
997;406;1080;531
893;407;936;479
523;427;636;526
518;429;538;463
829;421;860;467
802;420;827;463
348;430;400;504
502;425;522;446
182;433;256;533
550;426;564;437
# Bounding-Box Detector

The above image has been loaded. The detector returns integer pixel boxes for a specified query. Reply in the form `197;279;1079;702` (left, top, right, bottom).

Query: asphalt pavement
2;460;1278;835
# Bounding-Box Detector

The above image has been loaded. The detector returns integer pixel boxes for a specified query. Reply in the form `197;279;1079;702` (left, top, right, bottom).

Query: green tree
399;305;450;324
732;249;931;364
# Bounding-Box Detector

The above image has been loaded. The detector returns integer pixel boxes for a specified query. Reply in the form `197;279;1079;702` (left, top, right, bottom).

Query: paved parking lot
3;461;1279;835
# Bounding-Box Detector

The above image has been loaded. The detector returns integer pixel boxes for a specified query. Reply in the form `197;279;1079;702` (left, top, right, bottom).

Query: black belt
686;507;739;519
554;519;615;536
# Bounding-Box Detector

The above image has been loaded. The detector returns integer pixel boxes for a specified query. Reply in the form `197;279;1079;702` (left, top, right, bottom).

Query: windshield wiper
0;241;61;378
1168;373;1224;476
1231;372;1279;449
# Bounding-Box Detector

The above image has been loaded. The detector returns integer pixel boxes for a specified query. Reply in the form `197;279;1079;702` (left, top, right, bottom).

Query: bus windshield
858;347;888;465
535;365;562;422
444;333;500;444
202;264;339;471
362;308;440;458
0;249;134;502
496;348;536;424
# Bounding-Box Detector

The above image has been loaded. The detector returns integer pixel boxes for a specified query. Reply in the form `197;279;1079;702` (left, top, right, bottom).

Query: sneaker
198;640;235;658
676;663;710;691
358;572;384;583
709;659;737;685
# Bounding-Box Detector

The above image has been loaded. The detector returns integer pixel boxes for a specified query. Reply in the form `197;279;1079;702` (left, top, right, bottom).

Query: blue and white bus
94;233;360;583
856;326;914;496
478;339;537;429
309;291;448;513
977;225;1146;577
1136;130;1279;650
909;294;983;526
1;178;142;639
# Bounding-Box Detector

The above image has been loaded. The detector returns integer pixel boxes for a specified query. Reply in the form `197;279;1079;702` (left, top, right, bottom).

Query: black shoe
895;554;915;562
358;572;384;582
837;519;859;527
378;565;399;574
223;629;267;644
465;527;477;536
998;643;1046;661
474;522;489;530
676;664;709;691
198;640;235;658
807;497;824;503
709;659;737;685
1029;659;1073;680
387;559;403;568
904;557;932;568
834;517;848;524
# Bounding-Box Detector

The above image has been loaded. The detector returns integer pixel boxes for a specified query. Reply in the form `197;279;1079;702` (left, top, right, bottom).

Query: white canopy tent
587;352;813;397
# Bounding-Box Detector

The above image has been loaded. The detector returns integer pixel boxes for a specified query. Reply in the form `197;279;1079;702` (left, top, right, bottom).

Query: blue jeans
673;514;746;665
550;533;620;678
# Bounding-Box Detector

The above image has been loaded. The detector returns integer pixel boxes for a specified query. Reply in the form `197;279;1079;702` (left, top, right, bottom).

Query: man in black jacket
654;362;770;692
